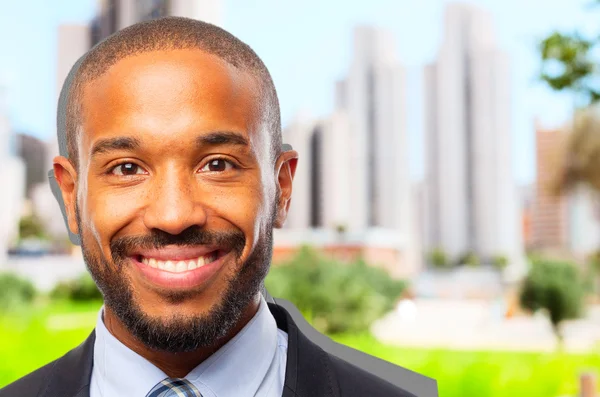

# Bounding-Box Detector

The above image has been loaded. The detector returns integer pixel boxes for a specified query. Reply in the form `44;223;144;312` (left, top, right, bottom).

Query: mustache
110;226;246;263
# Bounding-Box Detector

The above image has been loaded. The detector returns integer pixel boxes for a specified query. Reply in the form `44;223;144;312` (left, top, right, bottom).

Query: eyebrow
90;131;250;159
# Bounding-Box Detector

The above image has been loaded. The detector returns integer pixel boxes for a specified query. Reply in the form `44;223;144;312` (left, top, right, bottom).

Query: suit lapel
38;303;338;397
268;303;340;397
40;330;95;397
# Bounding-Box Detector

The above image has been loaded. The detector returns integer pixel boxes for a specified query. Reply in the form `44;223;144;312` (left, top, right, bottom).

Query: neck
102;294;261;378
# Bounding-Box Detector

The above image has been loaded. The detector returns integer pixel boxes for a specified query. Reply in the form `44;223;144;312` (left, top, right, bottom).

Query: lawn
1;301;599;397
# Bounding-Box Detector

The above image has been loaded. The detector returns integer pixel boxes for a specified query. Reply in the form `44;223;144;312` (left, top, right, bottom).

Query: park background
1;0;600;396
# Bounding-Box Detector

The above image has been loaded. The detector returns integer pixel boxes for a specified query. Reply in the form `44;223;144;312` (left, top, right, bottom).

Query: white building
0;85;26;266
30;24;91;243
283;111;351;230
335;26;411;234
281;26;422;275
91;0;222;46
424;3;524;273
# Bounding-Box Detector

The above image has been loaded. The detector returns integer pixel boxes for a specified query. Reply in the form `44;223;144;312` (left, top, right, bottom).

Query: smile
129;246;230;290
138;251;220;273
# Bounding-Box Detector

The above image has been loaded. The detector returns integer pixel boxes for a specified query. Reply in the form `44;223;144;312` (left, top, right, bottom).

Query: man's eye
110;163;146;176
200;159;235;172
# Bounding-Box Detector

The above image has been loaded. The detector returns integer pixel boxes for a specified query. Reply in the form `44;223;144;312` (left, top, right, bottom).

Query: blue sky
0;0;596;184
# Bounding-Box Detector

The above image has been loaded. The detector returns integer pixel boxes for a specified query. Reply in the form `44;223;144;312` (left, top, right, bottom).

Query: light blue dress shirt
89;296;288;397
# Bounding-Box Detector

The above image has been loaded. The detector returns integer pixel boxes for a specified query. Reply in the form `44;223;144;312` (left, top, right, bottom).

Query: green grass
332;333;600;397
1;301;599;397
0;299;102;387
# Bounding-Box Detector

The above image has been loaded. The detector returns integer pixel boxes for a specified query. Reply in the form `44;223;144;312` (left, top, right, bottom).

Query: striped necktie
145;377;203;397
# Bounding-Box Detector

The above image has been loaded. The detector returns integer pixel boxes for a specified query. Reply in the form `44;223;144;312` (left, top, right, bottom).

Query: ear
52;156;80;238
273;150;298;228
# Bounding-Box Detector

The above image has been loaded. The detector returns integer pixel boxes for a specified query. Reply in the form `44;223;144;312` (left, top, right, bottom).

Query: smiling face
54;49;297;353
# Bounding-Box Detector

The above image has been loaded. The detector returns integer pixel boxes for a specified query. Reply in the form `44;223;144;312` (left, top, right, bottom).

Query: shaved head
66;16;281;171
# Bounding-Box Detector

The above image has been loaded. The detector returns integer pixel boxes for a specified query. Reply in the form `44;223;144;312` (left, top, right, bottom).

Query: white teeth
141;252;221;273
175;261;187;272
164;261;176;272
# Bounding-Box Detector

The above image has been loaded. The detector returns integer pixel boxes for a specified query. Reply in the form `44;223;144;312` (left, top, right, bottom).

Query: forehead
78;49;268;159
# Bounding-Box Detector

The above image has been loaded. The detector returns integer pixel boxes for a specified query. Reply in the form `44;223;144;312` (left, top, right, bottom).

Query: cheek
84;188;141;246
210;183;267;242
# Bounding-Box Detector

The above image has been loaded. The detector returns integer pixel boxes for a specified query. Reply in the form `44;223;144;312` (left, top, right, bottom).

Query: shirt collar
92;295;279;397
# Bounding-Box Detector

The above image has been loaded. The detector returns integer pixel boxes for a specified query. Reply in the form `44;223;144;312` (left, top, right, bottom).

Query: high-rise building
30;24;91;243
335;26;411;235
15;133;47;199
424;3;523;268
0;85;26;264
90;0;222;46
283;111;351;230
279;26;422;276
531;121;569;251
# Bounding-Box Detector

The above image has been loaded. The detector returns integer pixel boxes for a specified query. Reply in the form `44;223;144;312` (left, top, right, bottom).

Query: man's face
55;49;296;352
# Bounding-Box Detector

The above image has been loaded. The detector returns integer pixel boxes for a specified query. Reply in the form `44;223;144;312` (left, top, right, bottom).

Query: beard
75;202;275;353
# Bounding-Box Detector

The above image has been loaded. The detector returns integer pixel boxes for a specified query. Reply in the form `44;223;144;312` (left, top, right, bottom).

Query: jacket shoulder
0;359;59;397
327;352;417;397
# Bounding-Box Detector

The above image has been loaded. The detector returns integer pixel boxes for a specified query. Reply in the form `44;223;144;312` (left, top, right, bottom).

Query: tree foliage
538;6;600;194
265;245;407;334
0;272;36;312
519;259;585;347
427;248;450;269
18;214;48;241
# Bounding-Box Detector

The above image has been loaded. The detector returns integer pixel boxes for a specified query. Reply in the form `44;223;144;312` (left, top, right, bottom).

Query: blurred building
15;133;47;199
531;122;569;251
0;85;27;265
518;183;535;249
531;121;600;257
30;24;91;244
90;0;222;46
335;26;411;234
423;3;524;272
283;111;351;230
280;26;422;277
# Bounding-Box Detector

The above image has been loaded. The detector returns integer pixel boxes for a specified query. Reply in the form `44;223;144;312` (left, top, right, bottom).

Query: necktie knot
145;377;203;397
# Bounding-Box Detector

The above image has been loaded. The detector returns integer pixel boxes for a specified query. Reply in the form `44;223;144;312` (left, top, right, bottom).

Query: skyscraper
31;24;91;242
283;111;351;230
424;3;523;267
0;84;26;264
336;26;411;235
90;0;222;46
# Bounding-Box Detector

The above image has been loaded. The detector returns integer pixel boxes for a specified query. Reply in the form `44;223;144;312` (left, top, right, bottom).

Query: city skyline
0;0;596;186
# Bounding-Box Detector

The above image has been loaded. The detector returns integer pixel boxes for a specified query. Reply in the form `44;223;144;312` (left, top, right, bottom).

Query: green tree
519;259;585;348
265;245;407;334
18;214;48;241
538;4;600;194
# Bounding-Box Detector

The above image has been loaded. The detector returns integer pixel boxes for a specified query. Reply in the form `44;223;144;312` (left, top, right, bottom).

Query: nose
142;169;207;236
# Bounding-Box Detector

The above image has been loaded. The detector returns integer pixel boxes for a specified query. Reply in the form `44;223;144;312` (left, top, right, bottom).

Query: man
0;17;422;397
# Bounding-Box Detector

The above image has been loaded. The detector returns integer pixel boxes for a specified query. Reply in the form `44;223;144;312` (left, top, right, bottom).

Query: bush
427;248;450;269
18;214;48;241
491;255;509;270
0;272;36;312
265;245;407;334
50;272;103;302
457;251;480;267
519;259;585;347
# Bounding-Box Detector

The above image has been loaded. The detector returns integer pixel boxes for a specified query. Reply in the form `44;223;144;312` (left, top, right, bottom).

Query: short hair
66;16;282;170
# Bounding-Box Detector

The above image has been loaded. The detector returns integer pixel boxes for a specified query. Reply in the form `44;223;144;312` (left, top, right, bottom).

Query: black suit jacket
0;302;419;397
